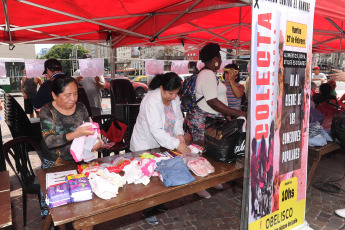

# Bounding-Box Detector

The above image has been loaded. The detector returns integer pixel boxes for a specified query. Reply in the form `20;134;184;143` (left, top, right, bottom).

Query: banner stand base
292;221;313;230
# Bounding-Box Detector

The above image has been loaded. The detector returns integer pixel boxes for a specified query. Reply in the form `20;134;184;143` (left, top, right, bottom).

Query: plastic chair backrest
110;79;136;113
2;136;42;189
4;93;32;137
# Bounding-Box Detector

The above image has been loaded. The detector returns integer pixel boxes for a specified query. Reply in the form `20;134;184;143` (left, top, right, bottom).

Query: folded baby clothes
155;156;195;187
70;122;100;162
140;158;156;177
88;173;119;200
122;159;143;184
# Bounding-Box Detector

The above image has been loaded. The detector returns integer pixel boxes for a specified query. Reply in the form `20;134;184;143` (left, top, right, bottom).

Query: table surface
36;148;244;229
0;171;12;228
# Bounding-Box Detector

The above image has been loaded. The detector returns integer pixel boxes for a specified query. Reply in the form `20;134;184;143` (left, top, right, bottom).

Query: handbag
204;117;245;163
100;118;127;143
234;117;246;157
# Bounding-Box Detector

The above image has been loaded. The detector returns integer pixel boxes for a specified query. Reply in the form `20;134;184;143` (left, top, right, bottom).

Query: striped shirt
225;82;241;110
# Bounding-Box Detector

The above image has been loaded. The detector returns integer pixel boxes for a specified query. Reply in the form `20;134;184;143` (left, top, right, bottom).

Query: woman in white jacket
130;72;191;154
130;72;191;225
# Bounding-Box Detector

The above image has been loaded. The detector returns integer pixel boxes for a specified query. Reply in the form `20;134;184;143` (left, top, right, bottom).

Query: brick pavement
3;94;345;229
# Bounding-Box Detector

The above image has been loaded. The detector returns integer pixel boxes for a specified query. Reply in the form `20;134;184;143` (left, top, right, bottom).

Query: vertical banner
248;1;315;230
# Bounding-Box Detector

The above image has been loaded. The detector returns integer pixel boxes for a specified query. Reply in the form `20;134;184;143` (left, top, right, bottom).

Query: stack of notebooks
46;171;93;208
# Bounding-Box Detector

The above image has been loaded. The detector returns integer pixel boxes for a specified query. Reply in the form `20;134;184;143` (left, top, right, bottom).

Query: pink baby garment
70;122;100;162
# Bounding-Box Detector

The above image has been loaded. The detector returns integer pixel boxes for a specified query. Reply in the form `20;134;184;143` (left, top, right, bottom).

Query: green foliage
40;44;89;76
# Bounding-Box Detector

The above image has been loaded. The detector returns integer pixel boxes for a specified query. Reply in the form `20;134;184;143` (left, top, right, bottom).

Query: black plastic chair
3;136;42;227
110;78;137;110
92;114;129;157
110;79;140;147
4;93;42;145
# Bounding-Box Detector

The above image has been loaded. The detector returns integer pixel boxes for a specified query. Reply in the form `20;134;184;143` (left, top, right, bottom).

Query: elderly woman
186;43;247;198
130;72;191;154
130;72;191;225
223;63;245;110
40;75;101;168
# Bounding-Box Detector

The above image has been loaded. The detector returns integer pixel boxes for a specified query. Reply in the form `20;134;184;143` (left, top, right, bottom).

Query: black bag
204;117;245;163
234;119;246;157
331;112;345;147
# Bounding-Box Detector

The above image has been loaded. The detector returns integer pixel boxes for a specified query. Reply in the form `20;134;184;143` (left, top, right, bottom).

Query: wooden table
307;115;342;188
0;171;12;228
36;149;244;230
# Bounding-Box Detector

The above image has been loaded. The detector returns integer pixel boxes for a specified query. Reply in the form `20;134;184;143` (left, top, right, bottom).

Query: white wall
0;44;35;59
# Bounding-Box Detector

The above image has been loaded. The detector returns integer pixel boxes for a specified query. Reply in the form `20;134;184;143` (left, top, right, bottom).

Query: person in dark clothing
21;68;42;118
32;59;92;116
32;59;64;110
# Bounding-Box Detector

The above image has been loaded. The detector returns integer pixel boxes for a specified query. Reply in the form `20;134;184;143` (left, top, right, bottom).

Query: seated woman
314;83;345;117
327;79;337;97
40;75;101;168
130;72;191;225
223;63;245;110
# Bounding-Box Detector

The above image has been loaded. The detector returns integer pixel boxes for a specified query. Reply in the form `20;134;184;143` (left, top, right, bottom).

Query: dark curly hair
199;43;221;63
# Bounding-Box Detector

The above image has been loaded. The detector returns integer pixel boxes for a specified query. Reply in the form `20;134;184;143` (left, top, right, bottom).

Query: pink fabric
70;122;100;162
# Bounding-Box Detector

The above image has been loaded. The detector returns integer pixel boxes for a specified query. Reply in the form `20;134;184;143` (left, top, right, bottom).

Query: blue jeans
155;156;195;187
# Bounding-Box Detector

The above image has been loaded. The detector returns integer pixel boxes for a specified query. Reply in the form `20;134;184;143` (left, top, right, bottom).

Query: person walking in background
21;68;42;118
74;53;105;117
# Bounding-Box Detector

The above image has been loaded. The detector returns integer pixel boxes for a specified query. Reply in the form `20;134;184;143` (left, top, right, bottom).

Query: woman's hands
225;69;238;83
66;125;94;141
176;134;185;143
91;139;103;152
177;141;191;155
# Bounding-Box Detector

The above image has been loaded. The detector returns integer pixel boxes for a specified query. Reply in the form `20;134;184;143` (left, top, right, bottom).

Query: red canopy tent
1;0;345;53
0;0;249;49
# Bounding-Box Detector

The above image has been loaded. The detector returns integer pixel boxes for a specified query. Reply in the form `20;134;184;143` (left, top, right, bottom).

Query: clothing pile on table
309;121;333;147
45;144;216;205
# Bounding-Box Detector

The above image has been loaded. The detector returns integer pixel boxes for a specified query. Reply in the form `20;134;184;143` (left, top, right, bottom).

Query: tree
40;44;89;76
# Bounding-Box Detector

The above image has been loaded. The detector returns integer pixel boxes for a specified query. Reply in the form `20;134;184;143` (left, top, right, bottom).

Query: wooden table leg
42;213;52;230
307;154;321;189
58;224;67;230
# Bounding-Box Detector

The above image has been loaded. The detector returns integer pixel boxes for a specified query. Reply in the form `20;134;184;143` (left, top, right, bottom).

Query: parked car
134;75;148;85
102;76;148;99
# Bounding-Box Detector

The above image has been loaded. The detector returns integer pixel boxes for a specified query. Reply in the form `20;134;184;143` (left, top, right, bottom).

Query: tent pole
236;7;242;63
110;36;116;78
2;0;15;50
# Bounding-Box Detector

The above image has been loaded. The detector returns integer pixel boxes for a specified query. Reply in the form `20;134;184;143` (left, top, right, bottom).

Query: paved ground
3;93;345;230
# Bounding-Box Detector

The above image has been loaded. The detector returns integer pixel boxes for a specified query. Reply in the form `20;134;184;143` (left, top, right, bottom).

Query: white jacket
130;88;184;151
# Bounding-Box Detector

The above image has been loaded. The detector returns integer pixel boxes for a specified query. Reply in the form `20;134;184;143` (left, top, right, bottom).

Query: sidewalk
3;94;345;229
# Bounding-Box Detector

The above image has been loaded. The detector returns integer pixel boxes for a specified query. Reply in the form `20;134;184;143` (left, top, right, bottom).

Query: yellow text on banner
249;177;305;230
286;21;307;48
